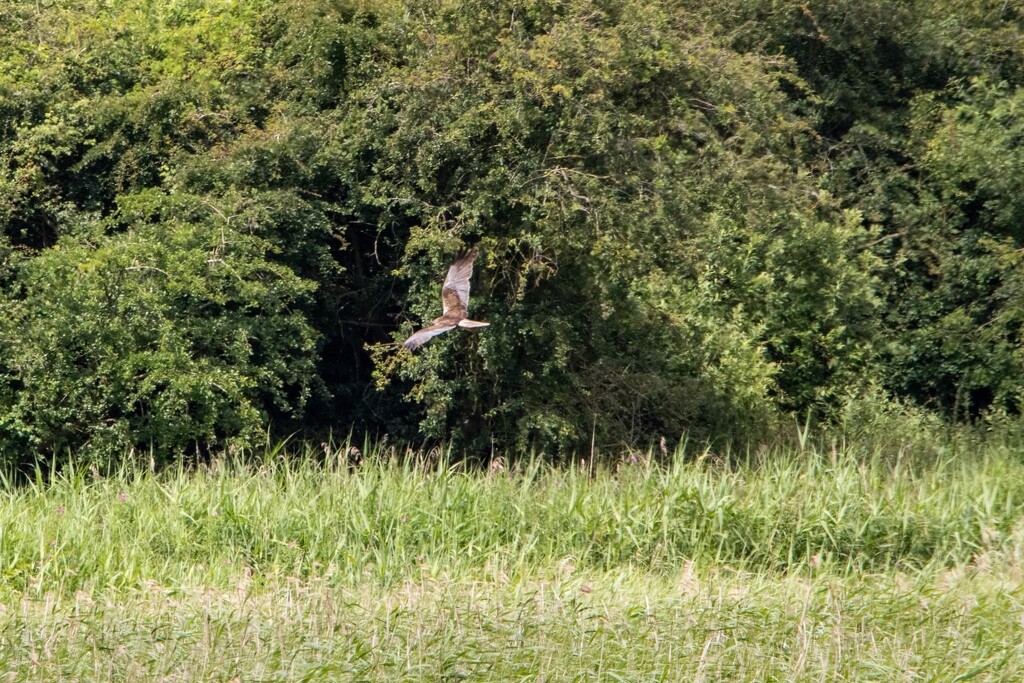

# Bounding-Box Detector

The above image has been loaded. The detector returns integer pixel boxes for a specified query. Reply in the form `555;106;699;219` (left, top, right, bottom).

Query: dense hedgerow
0;0;1022;462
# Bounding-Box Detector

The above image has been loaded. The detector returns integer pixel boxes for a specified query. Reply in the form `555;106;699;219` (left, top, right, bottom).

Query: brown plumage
403;249;489;351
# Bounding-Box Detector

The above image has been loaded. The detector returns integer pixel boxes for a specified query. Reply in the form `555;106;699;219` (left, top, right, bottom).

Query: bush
0;0;1022;461
0;190;319;463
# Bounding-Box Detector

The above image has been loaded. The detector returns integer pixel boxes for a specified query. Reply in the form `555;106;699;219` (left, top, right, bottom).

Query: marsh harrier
403;249;489;351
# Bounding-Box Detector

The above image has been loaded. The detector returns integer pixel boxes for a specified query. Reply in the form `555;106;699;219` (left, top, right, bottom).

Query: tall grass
3;441;1021;590
1;439;1023;680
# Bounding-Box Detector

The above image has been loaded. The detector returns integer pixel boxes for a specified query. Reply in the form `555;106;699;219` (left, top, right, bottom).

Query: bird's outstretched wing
441;249;478;317
403;322;458;351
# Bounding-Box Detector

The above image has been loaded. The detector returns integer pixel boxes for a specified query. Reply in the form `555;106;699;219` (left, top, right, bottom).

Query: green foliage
358;0;881;450
735;1;1024;421
889;79;1024;417
0;189;320;460
830;78;1024;419
0;0;1023;460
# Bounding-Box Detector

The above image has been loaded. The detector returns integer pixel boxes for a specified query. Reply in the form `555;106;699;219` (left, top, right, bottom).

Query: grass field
1;439;1023;681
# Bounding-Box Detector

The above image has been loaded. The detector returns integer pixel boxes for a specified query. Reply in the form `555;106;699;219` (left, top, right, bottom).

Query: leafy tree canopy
0;0;1021;463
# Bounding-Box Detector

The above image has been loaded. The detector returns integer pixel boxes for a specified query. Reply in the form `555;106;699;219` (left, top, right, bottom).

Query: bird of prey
403;249;489;351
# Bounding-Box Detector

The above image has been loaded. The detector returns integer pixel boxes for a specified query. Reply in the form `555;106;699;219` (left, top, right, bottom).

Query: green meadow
2;439;1022;681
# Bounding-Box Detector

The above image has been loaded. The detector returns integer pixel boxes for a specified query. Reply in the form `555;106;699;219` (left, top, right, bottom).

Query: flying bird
403;249;489;351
